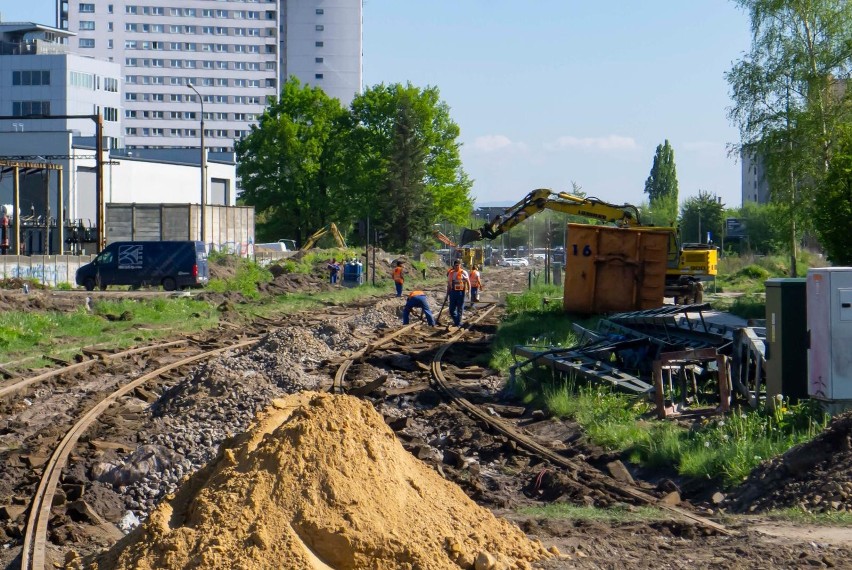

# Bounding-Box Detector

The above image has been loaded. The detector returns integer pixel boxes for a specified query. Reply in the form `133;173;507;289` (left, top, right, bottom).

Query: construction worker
469;264;482;306
327;258;341;284
392;260;405;297
446;259;470;327
402;290;435;326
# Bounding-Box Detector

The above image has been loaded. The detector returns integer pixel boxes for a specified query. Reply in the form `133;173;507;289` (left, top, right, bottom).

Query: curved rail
21;338;259;570
427;306;731;536
331;323;420;394
0;340;188;400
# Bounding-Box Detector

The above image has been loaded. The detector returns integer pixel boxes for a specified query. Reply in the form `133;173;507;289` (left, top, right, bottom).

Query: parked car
76;240;209;291
498;257;529;268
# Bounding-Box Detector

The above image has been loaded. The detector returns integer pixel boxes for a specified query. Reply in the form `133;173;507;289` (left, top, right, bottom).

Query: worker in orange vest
469;264;482;306
402;290;435;326
446;259;470;327
392;260;405;297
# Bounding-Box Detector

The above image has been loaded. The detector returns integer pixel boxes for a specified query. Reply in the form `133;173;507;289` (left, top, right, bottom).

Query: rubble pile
726;410;852;513
93;392;553;570
87;306;401;518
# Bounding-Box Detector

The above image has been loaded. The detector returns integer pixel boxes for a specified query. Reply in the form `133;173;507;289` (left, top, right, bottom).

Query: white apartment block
59;0;363;152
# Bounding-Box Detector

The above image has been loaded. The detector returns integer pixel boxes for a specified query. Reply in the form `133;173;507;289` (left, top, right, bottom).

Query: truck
460;188;717;303
76;240;209;291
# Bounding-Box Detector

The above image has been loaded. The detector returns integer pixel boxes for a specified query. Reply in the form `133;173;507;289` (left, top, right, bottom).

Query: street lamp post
187;83;206;245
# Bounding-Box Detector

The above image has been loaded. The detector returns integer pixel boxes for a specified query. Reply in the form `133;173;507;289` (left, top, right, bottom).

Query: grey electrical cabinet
765;278;808;403
807;268;852;401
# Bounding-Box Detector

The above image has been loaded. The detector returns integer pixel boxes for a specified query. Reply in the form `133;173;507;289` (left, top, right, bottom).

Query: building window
79;3;95;13
104;107;118;122
104;77;119;92
315;25;324;31
108;4;113;13
315;57;323;63
12;101;51;116
315;73;323;79
79;20;95;30
108;22;113;31
12;70;51;86
315;41;323;47
316;8;324;14
79;38;95;48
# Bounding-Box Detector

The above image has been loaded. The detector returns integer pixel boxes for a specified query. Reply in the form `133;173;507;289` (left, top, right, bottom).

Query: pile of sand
93;392;552;569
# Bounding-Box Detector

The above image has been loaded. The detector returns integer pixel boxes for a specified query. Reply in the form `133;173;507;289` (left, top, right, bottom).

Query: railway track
8;290;731;569
8;300;393;569
332;302;731;537
20;339;261;570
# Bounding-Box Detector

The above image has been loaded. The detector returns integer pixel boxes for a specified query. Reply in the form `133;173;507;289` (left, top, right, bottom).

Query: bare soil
1;261;851;570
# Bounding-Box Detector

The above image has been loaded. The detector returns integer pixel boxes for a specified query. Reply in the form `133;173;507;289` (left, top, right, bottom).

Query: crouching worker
402;290;435;326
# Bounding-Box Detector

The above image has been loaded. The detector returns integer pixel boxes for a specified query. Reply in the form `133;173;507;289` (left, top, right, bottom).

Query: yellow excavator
301;222;347;250
460;188;717;303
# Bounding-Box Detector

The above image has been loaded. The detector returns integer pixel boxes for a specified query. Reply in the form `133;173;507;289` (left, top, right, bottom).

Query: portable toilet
343;259;363;285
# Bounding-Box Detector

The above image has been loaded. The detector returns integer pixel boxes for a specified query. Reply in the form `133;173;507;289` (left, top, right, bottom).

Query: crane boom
460;188;641;244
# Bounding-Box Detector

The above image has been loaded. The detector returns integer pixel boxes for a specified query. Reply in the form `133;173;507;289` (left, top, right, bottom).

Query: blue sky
4;1;752;208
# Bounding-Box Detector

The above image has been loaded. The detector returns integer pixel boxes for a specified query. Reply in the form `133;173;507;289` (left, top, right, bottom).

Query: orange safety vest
392;266;404;283
469;270;481;288
447;268;467;291
408;290;425;298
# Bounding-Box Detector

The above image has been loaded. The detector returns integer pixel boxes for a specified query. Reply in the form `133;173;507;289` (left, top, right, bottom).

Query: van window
97;251;114;264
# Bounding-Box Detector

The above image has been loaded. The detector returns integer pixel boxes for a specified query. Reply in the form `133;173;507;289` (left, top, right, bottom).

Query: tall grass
206;257;273;298
0;298;217;366
492;284;830;487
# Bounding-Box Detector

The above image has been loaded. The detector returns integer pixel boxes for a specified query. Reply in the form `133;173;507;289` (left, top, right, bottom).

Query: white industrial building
0;20;240;254
59;0;363;152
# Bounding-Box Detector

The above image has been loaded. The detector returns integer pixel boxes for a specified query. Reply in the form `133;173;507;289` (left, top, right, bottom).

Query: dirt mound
207;255;240;281
260;271;330;294
725;410;852;513
93;392;553;569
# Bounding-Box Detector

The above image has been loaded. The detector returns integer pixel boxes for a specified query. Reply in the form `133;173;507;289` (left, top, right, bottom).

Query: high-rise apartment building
59;0;362;152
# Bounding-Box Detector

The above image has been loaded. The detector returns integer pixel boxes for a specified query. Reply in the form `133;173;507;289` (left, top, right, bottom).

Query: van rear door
195;242;209;284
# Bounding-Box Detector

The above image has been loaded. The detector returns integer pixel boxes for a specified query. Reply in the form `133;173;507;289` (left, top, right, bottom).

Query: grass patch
760;508;852;526
516;503;667;523
493;285;830;488
207;257;273;298
728;294;766;320
0;297;218;367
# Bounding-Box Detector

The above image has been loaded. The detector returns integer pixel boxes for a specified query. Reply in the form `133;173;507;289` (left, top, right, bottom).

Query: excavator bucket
459;228;482;245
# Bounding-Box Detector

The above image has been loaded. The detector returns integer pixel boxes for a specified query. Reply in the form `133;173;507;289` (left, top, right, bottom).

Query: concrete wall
106;203;255;254
0;254;94;287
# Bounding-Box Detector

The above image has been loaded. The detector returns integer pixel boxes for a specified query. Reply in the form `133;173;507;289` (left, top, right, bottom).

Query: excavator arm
301;222;347;250
460;188;641;244
432;230;457;248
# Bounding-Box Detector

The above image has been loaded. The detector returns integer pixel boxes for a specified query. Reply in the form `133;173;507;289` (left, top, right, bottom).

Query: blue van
76;241;209;291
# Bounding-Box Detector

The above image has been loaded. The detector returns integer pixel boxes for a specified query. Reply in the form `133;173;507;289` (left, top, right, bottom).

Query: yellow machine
460;246;485;269
301;222;347;250
461;188;717;302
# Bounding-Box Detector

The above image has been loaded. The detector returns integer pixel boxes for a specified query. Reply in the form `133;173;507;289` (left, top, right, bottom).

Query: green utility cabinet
765;278;808;403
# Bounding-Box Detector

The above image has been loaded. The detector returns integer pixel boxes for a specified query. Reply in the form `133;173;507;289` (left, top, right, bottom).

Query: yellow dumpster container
563;223;669;314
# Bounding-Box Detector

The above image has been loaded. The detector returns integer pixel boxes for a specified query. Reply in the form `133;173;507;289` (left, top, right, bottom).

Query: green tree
235;77;348;246
814;126;852;264
643;140;679;225
644;140;679;202
726;0;852;275
731;201;787;254
679;191;725;246
345;83;473;251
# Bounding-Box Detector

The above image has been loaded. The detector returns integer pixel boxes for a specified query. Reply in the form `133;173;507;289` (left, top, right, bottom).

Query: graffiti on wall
0;257;94;287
